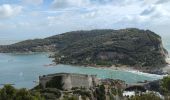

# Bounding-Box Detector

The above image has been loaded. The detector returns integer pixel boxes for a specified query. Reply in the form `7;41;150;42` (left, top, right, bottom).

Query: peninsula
0;28;168;69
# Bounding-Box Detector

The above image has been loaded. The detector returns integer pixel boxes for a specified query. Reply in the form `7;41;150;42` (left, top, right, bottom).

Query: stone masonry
39;73;99;90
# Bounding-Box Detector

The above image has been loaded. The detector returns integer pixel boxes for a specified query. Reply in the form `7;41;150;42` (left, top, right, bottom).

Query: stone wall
39;73;98;90
70;74;92;89
62;74;72;90
39;75;53;89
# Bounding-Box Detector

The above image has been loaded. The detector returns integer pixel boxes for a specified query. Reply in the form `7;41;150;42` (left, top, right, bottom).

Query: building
39;73;99;90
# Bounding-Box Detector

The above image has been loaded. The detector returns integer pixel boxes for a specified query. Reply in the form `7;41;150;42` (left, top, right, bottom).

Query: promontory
0;28;168;68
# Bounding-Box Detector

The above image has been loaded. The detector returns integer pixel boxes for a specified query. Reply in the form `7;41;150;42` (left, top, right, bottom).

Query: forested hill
0;28;168;67
0;29;114;52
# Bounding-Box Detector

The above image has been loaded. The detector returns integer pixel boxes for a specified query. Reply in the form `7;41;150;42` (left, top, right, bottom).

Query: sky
0;0;170;41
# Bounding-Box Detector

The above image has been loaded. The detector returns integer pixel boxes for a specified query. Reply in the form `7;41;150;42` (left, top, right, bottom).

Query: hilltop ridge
0;28;168;67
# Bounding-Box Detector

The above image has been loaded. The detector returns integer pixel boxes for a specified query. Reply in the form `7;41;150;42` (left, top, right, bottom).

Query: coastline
56;62;167;79
45;61;168;78
14;52;170;77
2;52;168;79
88;65;167;79
0;52;167;88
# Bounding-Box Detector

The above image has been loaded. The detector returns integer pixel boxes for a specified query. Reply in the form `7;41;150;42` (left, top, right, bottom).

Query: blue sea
0;39;169;89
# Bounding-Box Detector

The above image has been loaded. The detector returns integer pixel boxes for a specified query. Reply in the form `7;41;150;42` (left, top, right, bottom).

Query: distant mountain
0;28;168;67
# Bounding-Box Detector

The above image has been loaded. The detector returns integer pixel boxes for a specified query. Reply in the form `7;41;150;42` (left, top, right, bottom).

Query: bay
0;53;163;89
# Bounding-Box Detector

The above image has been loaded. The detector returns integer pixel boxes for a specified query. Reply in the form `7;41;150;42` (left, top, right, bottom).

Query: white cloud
22;0;43;5
0;22;16;30
81;11;98;19
52;0;90;8
43;0;170;35
51;0;144;9
1;0;170;39
156;0;170;4
139;4;170;24
0;4;22;19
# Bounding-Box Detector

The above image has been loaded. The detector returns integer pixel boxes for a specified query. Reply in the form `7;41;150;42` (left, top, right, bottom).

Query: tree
161;76;170;92
0;85;16;100
95;85;106;100
0;85;44;100
129;92;161;100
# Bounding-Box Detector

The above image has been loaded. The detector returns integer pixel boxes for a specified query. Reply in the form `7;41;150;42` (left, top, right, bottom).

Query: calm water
0;38;169;89
0;53;163;89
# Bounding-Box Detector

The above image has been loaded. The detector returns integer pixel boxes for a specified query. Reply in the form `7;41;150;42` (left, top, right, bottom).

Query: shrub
0;85;44;100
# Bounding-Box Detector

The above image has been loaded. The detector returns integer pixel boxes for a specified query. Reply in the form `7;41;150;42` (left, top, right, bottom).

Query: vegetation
38;88;61;100
129;92;161;100
94;85;106;100
62;95;78;100
160;76;170;99
0;85;44;100
73;89;91;98
161;76;170;92
0;81;169;100
0;28;167;67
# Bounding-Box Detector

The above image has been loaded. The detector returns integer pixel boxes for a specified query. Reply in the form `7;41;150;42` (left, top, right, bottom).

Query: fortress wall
39;73;98;90
87;76;93;87
92;75;100;85
39;76;53;88
62;74;72;90
70;75;92;88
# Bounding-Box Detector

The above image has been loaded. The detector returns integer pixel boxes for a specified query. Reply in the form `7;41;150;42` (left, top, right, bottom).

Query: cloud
156;0;170;4
51;0;93;9
47;0;170;32
1;0;170;39
140;4;170;18
140;6;155;15
51;0;142;9
22;0;43;5
0;4;22;19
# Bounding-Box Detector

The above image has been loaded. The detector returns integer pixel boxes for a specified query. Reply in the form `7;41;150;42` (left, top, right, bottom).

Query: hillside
0;28;168;67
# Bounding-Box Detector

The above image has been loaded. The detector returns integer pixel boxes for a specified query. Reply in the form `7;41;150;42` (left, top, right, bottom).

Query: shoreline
45;62;168;78
87;65;167;79
54;63;167;79
2;52;169;76
2;52;168;78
